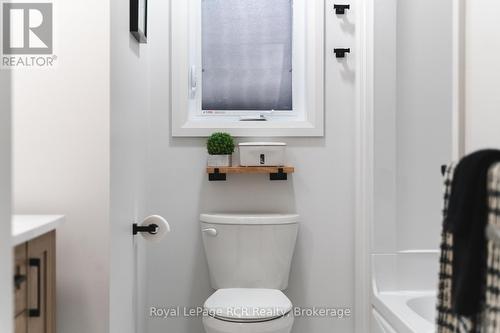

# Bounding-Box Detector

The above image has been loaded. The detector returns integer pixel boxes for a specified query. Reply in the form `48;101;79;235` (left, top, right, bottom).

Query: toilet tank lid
200;213;300;225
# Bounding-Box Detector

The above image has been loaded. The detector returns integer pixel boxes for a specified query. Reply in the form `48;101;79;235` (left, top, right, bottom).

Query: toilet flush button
202;228;217;237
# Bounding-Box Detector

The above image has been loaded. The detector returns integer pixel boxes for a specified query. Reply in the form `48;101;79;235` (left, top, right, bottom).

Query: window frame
171;0;325;137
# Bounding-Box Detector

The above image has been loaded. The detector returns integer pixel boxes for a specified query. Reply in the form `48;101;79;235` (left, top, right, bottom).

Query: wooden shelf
206;166;295;181
206;166;295;174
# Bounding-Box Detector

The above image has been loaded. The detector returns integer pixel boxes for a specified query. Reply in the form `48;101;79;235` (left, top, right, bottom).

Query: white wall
109;0;150;332
145;0;356;332
12;0;111;332
464;1;500;151
373;0;397;254
0;68;12;333
373;0;454;253
395;0;453;251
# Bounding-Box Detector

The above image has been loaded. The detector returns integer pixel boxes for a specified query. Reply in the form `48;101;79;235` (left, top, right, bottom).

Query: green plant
207;132;235;155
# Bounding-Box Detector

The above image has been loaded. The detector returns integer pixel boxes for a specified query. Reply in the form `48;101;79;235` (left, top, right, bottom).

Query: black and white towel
437;164;477;332
483;163;500;332
437;162;500;332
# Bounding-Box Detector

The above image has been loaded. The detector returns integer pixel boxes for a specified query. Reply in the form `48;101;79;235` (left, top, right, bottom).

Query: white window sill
172;119;324;137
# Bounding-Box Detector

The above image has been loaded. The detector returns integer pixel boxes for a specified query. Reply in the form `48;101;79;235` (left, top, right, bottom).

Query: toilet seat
204;288;293;323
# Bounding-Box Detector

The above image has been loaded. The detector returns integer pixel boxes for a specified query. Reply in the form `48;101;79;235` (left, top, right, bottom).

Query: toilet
200;213;299;333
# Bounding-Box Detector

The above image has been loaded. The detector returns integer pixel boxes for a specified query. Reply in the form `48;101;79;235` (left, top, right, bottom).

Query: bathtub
371;252;438;333
372;292;436;333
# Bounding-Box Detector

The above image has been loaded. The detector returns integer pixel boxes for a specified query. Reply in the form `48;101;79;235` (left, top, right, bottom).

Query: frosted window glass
202;0;293;111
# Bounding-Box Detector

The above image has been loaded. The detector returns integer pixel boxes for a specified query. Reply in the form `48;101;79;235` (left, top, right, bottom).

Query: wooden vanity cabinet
14;231;56;333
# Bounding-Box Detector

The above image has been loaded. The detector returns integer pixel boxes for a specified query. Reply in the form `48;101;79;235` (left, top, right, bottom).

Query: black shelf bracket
334;48;351;58
270;168;288;181
133;223;159;235
208;168;227;181
334;4;350;15
208;168;291;181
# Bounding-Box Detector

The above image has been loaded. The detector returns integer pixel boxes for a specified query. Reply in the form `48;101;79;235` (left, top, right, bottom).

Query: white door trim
354;0;373;332
452;0;466;159
0;69;13;333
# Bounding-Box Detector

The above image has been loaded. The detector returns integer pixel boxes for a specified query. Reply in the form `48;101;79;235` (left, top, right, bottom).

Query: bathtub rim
372;290;436;333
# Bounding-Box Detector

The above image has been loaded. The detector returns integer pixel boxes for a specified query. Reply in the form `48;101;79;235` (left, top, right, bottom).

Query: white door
0;70;13;331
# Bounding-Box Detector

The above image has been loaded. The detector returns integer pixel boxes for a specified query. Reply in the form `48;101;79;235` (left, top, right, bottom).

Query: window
171;0;324;137
202;0;293;112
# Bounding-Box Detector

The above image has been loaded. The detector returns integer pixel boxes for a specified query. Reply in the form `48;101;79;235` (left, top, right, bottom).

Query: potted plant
207;132;235;167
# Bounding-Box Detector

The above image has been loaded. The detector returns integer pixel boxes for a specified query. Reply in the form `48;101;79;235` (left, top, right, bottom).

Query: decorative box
239;142;286;167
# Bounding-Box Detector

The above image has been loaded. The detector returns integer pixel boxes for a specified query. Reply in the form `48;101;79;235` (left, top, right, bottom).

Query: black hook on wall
334;48;351;58
441;165;447;176
334;4;350;15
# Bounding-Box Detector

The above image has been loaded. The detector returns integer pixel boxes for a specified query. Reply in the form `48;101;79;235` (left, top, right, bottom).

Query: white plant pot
207;154;232;167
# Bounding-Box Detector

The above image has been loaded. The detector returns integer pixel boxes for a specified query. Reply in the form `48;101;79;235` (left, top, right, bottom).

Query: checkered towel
437;163;500;332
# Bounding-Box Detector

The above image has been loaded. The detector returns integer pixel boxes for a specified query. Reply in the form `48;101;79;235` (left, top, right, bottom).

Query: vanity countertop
12;215;64;246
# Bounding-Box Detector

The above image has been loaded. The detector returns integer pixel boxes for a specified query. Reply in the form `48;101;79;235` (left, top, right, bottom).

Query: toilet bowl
200;213;299;333
203;288;294;333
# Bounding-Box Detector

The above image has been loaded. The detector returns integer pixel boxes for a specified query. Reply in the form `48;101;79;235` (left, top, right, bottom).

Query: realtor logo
1;1;56;68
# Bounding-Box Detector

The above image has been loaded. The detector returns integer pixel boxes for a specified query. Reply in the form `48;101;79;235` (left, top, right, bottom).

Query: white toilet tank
200;214;299;290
